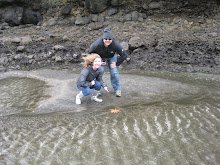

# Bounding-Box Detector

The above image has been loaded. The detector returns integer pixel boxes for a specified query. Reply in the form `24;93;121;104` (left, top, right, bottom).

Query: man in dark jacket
89;28;127;97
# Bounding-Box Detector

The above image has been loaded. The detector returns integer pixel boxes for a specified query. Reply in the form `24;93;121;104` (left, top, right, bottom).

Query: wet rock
129;36;144;49
11;37;21;43
27;55;34;59
124;14;132;21
111;0;124;6
17;46;25;52
138;17;144;22
42;30;52;35
14;54;23;60
142;3;149;10
35;36;46;42
120;41;129;51
62;35;69;41
21;36;32;45
73;53;79;59
61;6;72;16
139;13;147;19
85;0;108;14
131;11;139;21
75;17;91;25
91;15;98;22
0;57;8;66
47;19;57;26
97;16;105;22
88;22;104;30
22;9;42;25
91;15;105;22
186;64;194;72
0;0;16;5
149;2;163;9
3;6;23;26
55;56;62;62
208;32;217;37
20;57;29;64
41;2;50;10
184;20;189;24
53;45;65;50
32;3;41;11
46;51;54;58
144;36;158;48
108;8;118;16
198;18;206;24
0;22;9;30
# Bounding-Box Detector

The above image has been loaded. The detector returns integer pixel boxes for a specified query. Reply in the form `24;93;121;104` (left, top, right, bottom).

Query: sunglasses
104;38;112;41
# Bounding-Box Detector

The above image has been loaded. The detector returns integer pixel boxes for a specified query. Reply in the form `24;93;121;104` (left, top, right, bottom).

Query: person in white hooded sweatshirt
76;53;109;105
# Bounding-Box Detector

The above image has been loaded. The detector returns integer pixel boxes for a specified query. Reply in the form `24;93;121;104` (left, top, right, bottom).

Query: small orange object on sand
109;109;120;113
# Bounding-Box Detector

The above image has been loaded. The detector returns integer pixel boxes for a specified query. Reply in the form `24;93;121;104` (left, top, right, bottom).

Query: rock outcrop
0;0;219;73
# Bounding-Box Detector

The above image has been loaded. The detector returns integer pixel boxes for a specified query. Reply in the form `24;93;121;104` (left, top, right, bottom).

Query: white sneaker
76;95;81;104
91;96;103;102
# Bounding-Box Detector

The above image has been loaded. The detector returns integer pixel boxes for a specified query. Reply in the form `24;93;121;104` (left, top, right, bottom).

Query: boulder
129;36;144;49
131;11;139;21
61;6;72;16
143;36;158;48
0;57;8;66
85;0;108;14
108;8;118;16
111;0;125;6
124;14;132;21
120;41;129;51
22;8;42;25
149;2;163;9
3;6;23;26
21;36;32;45
11;37;22;43
75;17;91;25
0;0;25;5
17;46;25;52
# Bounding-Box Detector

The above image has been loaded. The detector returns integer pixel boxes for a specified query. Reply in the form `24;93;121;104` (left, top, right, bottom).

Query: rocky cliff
0;0;219;73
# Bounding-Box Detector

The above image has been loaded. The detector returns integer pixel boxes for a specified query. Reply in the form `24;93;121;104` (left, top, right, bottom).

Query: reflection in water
0;70;219;165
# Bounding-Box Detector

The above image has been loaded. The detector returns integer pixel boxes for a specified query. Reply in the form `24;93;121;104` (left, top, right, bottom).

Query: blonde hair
82;53;101;67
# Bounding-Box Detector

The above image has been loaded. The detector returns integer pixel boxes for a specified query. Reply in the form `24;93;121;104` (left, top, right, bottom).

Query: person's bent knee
83;88;91;96
94;81;101;90
95;86;101;91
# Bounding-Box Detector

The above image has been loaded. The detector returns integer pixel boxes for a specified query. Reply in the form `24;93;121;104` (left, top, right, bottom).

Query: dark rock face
22;8;42;25
0;0;219;74
0;0;17;5
3;7;42;26
3;6;23;26
85;0;109;13
0;0;25;6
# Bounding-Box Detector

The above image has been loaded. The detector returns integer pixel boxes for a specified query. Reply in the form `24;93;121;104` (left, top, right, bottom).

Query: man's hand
102;61;106;65
110;62;117;68
91;80;95;85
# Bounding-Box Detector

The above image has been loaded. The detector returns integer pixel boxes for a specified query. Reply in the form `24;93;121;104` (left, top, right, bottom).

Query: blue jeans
101;54;121;91
78;80;101;96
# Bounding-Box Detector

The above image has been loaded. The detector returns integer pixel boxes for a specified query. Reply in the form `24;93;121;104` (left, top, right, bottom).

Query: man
89;28;127;97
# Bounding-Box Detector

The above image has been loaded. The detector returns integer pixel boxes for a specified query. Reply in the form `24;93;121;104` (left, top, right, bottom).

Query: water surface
0;69;219;165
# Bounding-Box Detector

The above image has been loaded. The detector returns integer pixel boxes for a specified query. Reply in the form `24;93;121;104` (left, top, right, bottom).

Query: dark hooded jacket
88;37;127;66
77;65;107;88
